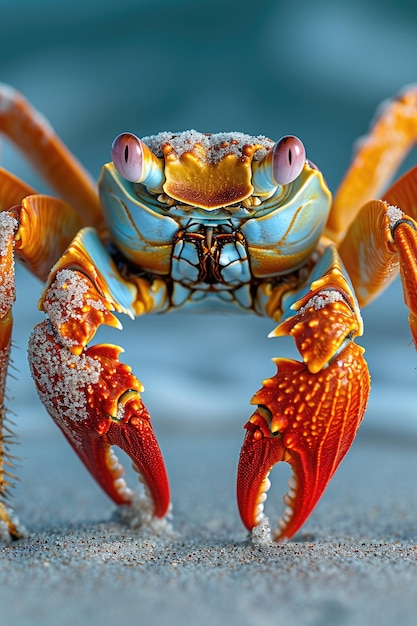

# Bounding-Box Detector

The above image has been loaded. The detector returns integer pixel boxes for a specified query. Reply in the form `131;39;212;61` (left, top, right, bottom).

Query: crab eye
272;135;306;185
111;133;144;182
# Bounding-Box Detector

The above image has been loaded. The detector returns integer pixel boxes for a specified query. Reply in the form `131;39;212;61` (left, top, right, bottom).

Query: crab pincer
237;273;370;542
237;339;369;542
27;260;171;522
28;322;170;518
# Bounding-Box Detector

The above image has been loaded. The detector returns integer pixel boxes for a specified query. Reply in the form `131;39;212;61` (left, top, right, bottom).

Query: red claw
66;385;171;519
237;342;370;541
28;322;170;520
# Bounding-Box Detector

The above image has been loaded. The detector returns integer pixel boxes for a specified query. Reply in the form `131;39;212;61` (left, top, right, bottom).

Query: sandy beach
1;421;417;626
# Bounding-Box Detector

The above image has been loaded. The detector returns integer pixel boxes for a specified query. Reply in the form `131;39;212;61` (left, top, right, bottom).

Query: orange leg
0;166;86;280
237;245;370;541
326;86;417;244
0;84;102;228
338;166;417;345
0;167;88;539
0;212;24;539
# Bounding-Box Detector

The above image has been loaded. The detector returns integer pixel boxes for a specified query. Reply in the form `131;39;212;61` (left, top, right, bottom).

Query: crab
0;84;416;543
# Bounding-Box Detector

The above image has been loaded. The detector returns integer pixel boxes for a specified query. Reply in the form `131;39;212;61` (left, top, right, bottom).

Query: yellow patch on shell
161;141;266;210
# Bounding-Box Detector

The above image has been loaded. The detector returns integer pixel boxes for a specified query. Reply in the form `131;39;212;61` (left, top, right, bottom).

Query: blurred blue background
1;0;417;441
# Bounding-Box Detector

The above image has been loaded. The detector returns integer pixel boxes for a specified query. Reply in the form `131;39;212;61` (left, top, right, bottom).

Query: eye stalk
272;136;306;185
112;133;144;182
252;135;306;197
111;133;165;192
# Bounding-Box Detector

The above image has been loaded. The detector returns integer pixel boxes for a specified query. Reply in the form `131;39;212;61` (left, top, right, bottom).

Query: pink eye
272;135;306;185
111;133;144;181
